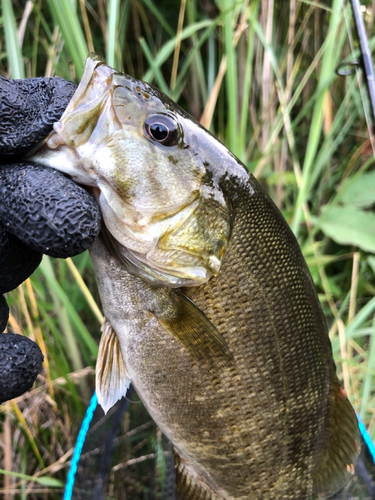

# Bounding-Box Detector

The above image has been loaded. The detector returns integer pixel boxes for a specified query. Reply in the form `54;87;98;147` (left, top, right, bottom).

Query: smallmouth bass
31;54;360;500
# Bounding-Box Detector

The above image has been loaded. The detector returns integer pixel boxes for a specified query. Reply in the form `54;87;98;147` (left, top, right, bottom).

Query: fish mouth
84;185;99;198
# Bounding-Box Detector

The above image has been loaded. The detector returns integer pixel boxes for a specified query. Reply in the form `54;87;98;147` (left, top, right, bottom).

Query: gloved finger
0;333;43;404
0;162;101;258
0;224;42;294
0;294;9;332
0;75;76;156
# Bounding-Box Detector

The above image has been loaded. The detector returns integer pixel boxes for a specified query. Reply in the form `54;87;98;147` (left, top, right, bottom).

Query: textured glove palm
0;74;101;403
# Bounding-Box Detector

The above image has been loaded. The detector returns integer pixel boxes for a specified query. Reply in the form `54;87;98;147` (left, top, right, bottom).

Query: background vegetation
0;0;375;498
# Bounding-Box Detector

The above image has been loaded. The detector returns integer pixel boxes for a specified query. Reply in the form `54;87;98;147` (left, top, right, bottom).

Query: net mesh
71;386;176;500
69;387;375;500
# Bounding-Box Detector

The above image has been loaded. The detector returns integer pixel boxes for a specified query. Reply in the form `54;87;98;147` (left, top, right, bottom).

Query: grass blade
2;0;24;78
106;0;120;67
142;20;213;84
0;469;63;487
45;0;88;76
222;0;238;155
39;257;98;358
291;0;345;236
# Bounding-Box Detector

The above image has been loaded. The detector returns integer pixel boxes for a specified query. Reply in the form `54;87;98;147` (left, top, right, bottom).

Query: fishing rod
350;0;375;127
343;0;375;475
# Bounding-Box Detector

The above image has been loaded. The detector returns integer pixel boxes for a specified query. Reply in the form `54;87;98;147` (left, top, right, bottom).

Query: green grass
0;0;375;498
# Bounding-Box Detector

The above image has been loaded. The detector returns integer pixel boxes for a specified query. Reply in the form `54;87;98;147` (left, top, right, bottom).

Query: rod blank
351;0;375;125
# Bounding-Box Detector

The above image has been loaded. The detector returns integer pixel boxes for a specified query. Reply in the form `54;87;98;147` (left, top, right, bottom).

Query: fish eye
144;115;179;146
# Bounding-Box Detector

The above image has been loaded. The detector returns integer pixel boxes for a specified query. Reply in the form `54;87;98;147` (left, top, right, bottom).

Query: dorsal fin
96;320;130;414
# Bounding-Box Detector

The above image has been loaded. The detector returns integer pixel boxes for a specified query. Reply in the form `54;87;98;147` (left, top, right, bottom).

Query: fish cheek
110;141;203;221
111;151;135;202
105;136;154;207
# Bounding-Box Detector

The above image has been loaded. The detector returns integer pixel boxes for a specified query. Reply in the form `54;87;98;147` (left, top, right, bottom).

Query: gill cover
32;53;231;287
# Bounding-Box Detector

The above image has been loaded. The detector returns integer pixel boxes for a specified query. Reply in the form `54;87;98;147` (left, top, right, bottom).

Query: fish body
31;54;360;499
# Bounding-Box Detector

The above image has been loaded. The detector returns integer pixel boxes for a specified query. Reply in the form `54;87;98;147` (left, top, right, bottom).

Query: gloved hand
0;74;101;403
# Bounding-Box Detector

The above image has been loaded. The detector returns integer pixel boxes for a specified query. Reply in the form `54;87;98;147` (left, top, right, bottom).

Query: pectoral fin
155;290;233;367
99;228;232;366
96;320;130;414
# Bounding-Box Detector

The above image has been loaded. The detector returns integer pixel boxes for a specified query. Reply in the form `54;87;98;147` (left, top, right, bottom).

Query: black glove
0;74;101;403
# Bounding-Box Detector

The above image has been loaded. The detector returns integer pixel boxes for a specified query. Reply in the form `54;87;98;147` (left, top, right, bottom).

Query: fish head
31;54;234;287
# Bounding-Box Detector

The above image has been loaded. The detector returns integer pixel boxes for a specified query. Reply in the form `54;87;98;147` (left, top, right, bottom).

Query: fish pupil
150;123;168;141
144;115;179;146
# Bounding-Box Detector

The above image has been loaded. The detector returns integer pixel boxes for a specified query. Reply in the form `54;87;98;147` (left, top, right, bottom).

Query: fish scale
30;53;361;499
181;179;326;498
90;238;293;499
